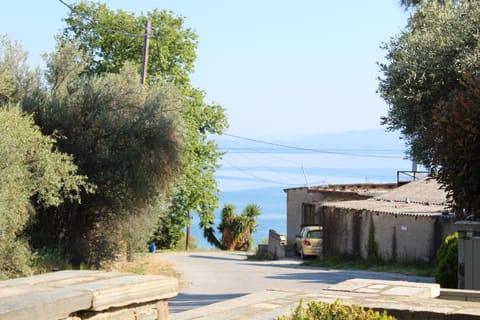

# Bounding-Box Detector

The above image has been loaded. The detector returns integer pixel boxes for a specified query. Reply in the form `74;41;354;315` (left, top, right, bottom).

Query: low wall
319;207;456;263
256;230;286;259
439;288;480;302
0;270;178;320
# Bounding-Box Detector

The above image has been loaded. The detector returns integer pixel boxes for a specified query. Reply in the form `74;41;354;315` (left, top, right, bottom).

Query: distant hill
290;128;406;151
217;128;407;154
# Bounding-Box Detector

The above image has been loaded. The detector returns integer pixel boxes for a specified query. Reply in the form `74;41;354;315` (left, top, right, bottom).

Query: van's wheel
300;249;305;260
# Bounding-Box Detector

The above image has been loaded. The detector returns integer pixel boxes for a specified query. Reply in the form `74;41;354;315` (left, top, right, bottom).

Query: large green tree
379;0;480;165
379;0;480;217
61;1;228;248
23;37;185;264
428;78;480;218
0;105;92;278
0;35;42;107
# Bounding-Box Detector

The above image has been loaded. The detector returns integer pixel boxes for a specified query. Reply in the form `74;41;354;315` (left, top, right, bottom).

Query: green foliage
378;0;480;167
212;204;261;251
0;35;42;106
31;248;74;275
172;87;227;234
26;54;184;265
63;1;197;86
435;233;458;288
399;0;447;9
173;234;198;251
278;299;396;320
379;0;480;217
367;218;380;263
62;1;229;245
0;105;92;278
151;209;186;249
428;78;480;217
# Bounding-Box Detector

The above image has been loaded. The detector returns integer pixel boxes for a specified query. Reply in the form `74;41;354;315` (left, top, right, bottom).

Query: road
156;251;433;313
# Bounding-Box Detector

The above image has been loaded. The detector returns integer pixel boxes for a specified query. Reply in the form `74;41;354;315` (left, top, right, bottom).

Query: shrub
367;218;380;263
435;232;458;288
278;299;396;320
31;248;73;274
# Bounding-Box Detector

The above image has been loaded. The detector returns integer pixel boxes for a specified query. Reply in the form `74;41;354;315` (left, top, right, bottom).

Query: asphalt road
157;251;433;313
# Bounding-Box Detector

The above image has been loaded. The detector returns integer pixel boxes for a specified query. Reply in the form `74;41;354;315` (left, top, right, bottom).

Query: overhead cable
58;0;147;38
222;133;404;159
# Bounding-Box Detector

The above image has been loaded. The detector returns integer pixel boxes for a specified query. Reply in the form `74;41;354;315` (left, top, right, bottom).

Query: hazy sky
0;1;409;140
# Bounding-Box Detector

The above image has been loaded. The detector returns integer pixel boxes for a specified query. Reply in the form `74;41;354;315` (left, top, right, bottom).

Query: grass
108;253;179;279
31;248;179;280
301;256;434;278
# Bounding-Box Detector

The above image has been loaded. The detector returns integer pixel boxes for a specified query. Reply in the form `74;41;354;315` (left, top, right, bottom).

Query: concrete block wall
319;206;456;263
267;229;286;259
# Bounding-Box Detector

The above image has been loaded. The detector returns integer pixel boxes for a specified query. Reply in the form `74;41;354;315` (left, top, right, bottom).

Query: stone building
284;178;456;263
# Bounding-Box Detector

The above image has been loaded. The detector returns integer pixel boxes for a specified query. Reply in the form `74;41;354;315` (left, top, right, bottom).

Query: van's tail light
303;240;311;246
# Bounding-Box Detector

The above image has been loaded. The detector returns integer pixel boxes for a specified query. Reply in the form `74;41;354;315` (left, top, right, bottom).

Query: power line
58;0;147;38
221;158;306;187
222;133;404;159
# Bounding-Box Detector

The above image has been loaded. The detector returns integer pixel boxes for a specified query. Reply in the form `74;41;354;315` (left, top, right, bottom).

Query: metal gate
465;236;480;289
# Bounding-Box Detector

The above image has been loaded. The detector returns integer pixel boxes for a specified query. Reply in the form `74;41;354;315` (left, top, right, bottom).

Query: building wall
318;206;456;263
285;187;374;245
286;188;308;245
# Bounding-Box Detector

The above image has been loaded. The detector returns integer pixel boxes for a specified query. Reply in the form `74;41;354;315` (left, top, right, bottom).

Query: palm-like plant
215;204;261;251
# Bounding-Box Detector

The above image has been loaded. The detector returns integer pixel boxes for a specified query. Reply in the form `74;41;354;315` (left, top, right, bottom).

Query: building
284;178;456;263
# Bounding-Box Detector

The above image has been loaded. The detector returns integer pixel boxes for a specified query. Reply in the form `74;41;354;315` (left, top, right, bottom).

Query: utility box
464;235;480;289
456;221;480;290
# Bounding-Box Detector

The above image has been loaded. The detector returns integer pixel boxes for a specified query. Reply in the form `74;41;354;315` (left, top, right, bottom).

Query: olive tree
379;0;480;217
0;105;92;278
62;1;228;249
24;38;185;264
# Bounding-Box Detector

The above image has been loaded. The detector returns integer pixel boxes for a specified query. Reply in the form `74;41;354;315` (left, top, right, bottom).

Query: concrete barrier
267;229;286;259
0;270;178;320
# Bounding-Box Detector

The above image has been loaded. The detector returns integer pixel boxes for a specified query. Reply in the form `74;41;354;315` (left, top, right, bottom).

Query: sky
0;1;410;141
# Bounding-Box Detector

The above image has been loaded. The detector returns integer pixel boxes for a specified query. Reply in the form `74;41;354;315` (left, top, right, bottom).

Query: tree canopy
62;1;197;86
0;105;92;278
61;1;228;248
24;41;185;263
379;0;480;218
379;0;480;165
2;0;229;271
211;204;261;251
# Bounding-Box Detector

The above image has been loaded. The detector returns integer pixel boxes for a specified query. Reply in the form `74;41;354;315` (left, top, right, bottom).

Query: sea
190;130;415;249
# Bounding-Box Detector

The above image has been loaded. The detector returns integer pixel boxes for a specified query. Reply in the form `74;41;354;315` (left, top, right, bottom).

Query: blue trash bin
149;242;156;253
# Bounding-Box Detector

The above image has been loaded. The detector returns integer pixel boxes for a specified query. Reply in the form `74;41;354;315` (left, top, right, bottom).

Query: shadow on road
169;292;246;313
188;253;247;262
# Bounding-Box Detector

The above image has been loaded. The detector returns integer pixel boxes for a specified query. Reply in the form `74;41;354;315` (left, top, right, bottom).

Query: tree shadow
188;253;247;262
169;292;246;313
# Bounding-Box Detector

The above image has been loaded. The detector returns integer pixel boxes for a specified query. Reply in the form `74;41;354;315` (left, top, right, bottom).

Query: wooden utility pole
141;19;151;86
185;211;191;251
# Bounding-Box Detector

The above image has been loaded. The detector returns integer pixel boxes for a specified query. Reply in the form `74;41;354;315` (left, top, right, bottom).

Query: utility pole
185;211;191;251
141;19;151;86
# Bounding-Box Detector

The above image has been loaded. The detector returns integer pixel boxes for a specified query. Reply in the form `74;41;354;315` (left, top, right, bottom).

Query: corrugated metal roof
375;177;447;205
322;177;452;217
323;198;449;217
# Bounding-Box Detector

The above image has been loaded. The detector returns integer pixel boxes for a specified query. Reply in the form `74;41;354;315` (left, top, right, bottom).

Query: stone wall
285;185;393;246
319;206;456;263
0;270;178;320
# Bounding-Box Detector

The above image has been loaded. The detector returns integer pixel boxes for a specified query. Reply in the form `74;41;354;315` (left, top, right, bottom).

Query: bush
278;299;396;320
435;232;458;288
31;248;74;274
